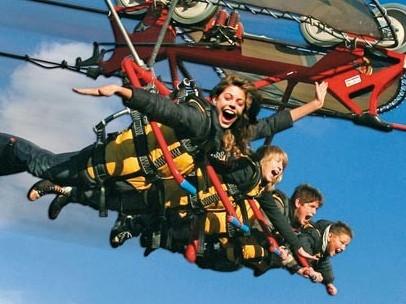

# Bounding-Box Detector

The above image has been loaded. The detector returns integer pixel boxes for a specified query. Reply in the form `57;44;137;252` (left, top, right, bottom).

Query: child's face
294;200;320;227
327;233;352;256
261;156;284;185
213;85;246;128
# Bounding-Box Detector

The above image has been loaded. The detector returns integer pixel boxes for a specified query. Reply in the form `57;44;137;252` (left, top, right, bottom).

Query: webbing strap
179;138;198;154
92;143;108;217
199;183;240;209
152;146;184;168
130;110;158;179
200;193;221;208
237;199;249;232
131;110;195;176
196;214;206;256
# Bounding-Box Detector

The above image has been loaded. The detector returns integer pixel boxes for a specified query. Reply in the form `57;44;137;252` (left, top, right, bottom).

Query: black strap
187;213;206;257
90;108;132;217
92;143;108;183
130;110;158;180
92;143;108;217
237;199;250;234
179;138;199;155
183;94;212;147
196;214;206;256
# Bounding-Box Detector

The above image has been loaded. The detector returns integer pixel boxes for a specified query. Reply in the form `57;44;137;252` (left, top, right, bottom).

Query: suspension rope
0;51;88;75
147;0;179;69
25;0;108;15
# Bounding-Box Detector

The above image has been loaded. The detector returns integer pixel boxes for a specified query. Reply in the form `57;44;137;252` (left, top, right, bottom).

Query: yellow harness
85;98;209;191
86;125;195;190
164;162;263;236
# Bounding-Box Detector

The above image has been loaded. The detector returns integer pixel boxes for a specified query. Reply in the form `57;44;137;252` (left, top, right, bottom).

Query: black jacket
256;190;302;253
299;220;335;285
125;87;293;153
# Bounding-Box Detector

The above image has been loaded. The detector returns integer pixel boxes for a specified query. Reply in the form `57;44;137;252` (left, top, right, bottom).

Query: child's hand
308;268;323;283
297;267;323;283
297;247;319;261
326;283;338;296
314;81;328;109
278;246;289;261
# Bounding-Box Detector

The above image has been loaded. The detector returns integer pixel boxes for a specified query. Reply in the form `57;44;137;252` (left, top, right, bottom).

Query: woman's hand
289;81;328;121
73;84;133;99
313;81;328;110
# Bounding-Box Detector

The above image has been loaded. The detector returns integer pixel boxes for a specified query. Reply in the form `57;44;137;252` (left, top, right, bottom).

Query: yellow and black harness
160;156;263;255
85;93;211;216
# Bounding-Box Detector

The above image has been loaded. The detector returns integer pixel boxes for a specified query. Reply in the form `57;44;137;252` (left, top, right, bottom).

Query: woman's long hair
210;75;261;158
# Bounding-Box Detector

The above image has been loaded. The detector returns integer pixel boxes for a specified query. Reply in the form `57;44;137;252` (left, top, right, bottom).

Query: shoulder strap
184;94;213;146
271;189;289;217
130;110;159;181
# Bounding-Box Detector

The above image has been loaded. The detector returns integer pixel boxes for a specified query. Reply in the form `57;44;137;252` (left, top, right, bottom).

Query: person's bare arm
289;81;328;122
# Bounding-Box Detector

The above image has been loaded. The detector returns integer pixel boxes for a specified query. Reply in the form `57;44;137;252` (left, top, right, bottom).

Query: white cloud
0;289;24;304
0;42;123;244
0;41;123;150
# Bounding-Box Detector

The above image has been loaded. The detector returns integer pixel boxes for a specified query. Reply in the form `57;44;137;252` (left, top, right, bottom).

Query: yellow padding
203;200;260;235
241;244;266;260
87;125;195;190
205;212;228;234
164;179;189;209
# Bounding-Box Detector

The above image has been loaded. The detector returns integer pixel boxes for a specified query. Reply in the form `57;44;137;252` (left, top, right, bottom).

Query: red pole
121;57;196;194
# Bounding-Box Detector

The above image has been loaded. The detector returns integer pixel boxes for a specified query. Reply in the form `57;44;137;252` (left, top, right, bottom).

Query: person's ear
294;198;301;208
212;97;217;105
327;232;333;242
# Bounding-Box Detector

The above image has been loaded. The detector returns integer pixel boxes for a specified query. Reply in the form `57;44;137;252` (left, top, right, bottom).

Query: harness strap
182;95;213;150
130;110;196;182
237;199;250;232
146;181;166;250
152;146;184;168
196;213;206;256
199;183;239;209
92;142;108;217
130;110;158;179
200;193;221;208
179;138;198;154
91;108;131;217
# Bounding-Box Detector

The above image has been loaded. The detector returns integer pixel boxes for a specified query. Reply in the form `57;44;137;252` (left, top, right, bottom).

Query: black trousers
0;132;93;187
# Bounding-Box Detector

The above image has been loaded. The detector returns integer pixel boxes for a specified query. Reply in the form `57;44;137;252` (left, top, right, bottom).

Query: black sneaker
110;215;136;248
27;179;70;202
48;194;71;220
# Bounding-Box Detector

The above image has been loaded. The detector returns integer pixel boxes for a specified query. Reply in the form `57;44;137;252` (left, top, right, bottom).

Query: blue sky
0;1;406;303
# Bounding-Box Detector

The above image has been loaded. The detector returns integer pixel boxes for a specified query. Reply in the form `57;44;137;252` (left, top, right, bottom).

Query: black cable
23;0;144;20
0;50;88;75
24;0;108;15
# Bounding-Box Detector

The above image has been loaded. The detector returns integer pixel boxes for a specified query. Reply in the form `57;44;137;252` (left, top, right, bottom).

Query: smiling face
294;200;320;227
212;85;246;129
326;232;352;257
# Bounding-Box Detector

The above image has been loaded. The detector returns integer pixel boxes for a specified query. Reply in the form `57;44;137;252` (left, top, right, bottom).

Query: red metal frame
89;7;406;131
122;57;195;192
